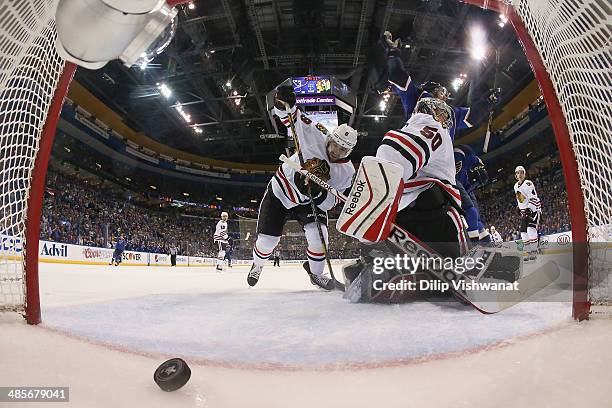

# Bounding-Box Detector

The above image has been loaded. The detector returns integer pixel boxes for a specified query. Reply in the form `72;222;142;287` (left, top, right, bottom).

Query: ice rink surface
1;260;612;407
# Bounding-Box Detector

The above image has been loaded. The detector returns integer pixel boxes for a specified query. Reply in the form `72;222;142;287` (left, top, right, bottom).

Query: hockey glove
468;163;489;188
273;85;297;111
294;172;328;205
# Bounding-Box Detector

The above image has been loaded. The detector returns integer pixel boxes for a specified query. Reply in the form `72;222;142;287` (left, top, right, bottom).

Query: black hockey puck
154;358;191;392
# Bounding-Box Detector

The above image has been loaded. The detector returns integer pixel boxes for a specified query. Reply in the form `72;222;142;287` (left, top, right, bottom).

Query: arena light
498;14;508;28
470;26;487;60
452;77;465;91
175;104;191;123
183;192;190;196
188;2;195;10
63;147;71;152
216;196;223;201
158;83;172;99
194;127;203;133
150;185;157;190
125;177;131;181
225;80;231;88
250;199;257;203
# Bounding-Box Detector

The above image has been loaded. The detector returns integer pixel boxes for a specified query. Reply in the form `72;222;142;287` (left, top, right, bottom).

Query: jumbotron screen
292;76;331;95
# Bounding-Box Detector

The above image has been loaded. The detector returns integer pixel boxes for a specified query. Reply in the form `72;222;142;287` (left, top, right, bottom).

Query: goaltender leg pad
337;156;403;242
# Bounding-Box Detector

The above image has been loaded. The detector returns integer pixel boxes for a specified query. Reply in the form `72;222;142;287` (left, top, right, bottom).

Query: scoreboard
266;76;356;144
292;76;331;95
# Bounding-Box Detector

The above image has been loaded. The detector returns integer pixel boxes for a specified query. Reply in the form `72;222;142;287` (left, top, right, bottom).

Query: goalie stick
281;102;344;291
280;154;560;314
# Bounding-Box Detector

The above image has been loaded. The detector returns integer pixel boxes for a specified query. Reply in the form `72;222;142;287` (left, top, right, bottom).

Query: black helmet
419;81;450;101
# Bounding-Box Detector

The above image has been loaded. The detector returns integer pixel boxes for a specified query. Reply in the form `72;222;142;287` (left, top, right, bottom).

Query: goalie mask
327;124;357;161
415;97;453;129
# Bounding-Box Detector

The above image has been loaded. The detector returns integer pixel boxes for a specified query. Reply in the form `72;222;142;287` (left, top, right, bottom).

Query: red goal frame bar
460;1;590;320
22;0;194;325
21;1;590;323
24;62;76;324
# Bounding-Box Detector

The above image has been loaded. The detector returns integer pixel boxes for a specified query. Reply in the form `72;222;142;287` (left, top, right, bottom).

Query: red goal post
460;0;611;320
0;0;609;323
0;0;190;324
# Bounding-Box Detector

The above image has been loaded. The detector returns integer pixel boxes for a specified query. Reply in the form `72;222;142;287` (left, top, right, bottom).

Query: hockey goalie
337;96;526;305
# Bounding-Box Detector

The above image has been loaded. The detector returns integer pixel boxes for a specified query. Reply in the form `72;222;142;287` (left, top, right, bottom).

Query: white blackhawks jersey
376;112;461;210
514;179;541;213
492;231;503;243
214;220;229;243
271;110;355;211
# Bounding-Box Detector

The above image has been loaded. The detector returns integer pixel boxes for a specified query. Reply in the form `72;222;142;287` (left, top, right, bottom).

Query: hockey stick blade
280;154;559;314
469;261;561;313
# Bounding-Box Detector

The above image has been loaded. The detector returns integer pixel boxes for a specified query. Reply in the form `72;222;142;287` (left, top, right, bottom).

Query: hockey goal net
0;0;610;323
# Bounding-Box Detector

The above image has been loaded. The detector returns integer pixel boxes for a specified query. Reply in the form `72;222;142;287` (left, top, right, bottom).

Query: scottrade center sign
296;95;336;105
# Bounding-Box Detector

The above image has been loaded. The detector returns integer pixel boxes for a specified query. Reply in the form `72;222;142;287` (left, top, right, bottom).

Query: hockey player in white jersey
490;226;503;244
514;166;541;261
214;211;230;272
247;85;357;290
375;96;469;257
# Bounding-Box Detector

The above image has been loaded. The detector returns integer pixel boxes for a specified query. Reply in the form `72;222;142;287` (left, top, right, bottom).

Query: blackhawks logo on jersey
302;157;331;181
516;191;526;203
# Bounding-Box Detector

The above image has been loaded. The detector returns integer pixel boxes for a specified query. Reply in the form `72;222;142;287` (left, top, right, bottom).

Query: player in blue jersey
380;32;477;141
379;32;494;242
454;144;491;242
110;234;127;266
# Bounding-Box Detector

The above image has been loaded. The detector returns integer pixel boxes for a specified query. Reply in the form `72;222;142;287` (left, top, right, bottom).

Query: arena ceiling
74;0;535;164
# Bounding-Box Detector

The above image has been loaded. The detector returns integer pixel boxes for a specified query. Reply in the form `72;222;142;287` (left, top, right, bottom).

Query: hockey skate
302;261;334;290
247;263;263;286
528;251;538;262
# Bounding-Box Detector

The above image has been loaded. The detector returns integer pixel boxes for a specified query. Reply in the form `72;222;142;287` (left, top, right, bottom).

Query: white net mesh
511;0;612;306
0;0;65;313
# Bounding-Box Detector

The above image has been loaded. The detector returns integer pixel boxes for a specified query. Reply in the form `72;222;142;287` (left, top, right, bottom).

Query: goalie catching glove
294;157;331;205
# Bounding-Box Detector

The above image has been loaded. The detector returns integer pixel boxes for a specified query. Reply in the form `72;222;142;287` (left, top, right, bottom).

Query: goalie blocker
337;156;467;258
336;156;403;242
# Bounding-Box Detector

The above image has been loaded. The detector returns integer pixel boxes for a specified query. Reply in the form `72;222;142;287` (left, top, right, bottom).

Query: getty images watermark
371;254;520;292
